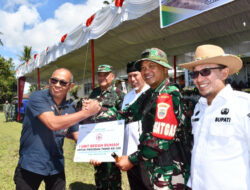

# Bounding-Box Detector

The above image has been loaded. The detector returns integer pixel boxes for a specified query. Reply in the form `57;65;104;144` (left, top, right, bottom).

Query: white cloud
0;0;105;62
3;0;43;12
0;5;40;50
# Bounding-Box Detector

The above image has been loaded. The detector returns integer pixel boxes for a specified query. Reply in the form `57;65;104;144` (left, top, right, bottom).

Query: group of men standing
14;44;250;190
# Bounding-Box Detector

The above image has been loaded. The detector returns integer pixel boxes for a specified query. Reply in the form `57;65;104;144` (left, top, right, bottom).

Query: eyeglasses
192;67;225;79
50;78;70;87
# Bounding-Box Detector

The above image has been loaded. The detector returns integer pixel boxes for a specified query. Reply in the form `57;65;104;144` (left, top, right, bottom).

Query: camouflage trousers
144;160;185;190
94;162;121;190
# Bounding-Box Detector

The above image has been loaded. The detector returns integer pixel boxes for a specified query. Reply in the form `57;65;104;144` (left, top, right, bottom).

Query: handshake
75;98;101;116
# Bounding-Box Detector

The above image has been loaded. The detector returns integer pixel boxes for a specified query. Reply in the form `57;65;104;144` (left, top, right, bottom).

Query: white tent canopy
16;0;250;83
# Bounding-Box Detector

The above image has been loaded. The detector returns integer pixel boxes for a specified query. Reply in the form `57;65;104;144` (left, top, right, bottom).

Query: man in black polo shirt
14;68;100;190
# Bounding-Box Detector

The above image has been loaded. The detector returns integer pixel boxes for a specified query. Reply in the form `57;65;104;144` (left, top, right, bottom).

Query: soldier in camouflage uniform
116;48;191;190
3;100;11;122
86;64;125;190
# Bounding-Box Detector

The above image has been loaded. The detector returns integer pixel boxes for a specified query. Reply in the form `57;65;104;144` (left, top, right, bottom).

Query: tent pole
174;55;177;83
91;40;95;89
37;68;40;90
17;77;26;121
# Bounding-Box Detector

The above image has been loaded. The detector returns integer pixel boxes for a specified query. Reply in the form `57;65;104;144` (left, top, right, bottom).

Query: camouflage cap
135;48;172;70
97;64;112;73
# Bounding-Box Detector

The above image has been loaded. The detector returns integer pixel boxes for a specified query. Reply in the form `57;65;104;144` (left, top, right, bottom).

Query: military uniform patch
152;93;178;140
157;102;170;119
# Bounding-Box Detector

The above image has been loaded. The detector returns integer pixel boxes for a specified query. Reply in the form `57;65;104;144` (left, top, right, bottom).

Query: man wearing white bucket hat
179;44;250;190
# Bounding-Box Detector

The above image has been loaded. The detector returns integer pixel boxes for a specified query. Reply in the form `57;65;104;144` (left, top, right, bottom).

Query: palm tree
19;46;32;63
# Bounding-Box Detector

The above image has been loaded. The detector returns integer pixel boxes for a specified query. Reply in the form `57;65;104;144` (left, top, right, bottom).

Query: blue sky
0;0;106;66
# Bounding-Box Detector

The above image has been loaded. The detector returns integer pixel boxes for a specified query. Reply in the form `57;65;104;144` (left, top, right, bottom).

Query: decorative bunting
61;34;67;43
86;14;95;27
115;0;124;7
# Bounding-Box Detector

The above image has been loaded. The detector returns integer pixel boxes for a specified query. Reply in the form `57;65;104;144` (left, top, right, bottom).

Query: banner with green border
160;0;234;28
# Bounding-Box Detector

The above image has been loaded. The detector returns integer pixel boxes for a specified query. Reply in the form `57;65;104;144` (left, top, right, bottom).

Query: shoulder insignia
221;108;229;115
152;93;178;140
195;110;200;116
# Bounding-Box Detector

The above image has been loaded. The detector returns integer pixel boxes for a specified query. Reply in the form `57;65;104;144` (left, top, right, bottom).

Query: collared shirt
18;89;78;176
121;84;149;110
121;84;149;155
189;85;250;190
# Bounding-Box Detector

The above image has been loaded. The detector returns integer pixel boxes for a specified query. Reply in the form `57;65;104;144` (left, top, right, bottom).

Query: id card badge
152;93;178;140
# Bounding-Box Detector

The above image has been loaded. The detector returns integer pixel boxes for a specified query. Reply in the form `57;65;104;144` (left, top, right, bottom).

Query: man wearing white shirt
122;61;149;110
122;61;149;190
180;44;250;190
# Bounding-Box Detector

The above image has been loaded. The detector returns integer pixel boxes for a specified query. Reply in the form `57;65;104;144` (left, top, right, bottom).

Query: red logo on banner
96;133;103;141
152;93;178;140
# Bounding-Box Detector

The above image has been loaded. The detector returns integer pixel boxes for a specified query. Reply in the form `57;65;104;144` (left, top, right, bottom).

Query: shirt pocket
209;122;234;137
208;122;236;153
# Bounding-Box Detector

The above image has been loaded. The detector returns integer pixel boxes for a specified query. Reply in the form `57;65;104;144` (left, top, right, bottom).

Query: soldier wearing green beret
86;64;125;190
116;48;191;189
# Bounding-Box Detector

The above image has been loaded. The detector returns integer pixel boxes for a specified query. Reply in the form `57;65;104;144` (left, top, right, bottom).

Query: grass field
0;112;129;190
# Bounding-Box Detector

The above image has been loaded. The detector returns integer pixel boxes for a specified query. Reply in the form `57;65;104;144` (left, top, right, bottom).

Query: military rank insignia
152;93;178;140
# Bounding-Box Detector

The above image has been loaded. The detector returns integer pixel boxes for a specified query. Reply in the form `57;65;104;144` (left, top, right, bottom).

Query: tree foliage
0;56;17;103
28;83;47;93
19;46;32;63
70;85;81;99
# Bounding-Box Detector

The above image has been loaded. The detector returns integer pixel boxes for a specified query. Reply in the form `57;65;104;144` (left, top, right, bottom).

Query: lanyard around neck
53;104;63;115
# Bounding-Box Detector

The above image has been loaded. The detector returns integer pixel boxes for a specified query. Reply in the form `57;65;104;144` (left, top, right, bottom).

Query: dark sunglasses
192;66;225;79
50;78;70;87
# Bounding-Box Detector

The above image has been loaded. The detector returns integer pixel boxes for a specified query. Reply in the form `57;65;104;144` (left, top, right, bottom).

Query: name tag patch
152;93;178;140
215;117;231;123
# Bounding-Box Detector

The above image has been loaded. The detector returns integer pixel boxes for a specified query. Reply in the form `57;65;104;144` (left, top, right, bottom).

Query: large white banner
74;120;125;162
160;0;234;28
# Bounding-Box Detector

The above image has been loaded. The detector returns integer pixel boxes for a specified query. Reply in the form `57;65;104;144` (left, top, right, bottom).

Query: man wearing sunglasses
14;68;100;190
179;44;250;190
85;64;125;190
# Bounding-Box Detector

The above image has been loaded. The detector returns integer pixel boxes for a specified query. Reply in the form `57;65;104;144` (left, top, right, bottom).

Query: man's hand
82;99;101;115
115;155;134;171
89;159;102;166
38;99;101;131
